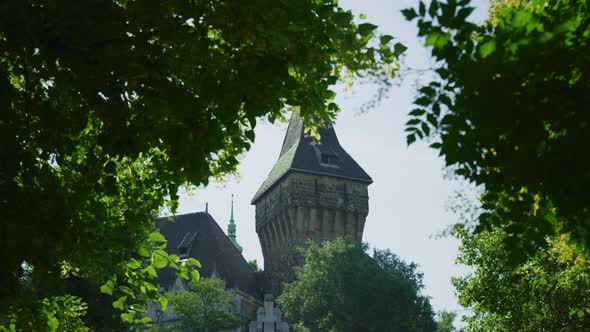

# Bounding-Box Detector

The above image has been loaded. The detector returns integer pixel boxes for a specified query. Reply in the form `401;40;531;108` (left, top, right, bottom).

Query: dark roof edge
251;168;372;204
157;211;256;274
290;168;373;184
250;171;286;204
202;213;257;274
156;211;208;220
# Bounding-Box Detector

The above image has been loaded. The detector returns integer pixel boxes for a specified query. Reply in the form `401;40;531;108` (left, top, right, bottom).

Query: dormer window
314;145;339;168
177;232;197;258
321;153;338;165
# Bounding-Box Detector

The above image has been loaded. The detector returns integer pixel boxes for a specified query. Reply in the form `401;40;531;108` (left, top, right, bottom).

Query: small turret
228;194;243;253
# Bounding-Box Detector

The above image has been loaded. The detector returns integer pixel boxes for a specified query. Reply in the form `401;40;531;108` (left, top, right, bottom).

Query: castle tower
228;194;243;253
251;111;372;293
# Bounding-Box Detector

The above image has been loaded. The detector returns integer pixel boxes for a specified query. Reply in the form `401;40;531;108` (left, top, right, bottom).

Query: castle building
252;110;372;293
150;111;371;330
149;211;262;331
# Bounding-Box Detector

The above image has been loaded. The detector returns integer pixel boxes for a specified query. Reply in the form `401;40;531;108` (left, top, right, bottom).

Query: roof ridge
157;211;208;220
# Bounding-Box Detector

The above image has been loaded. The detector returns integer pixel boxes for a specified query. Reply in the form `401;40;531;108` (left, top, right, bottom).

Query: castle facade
150;111;371;331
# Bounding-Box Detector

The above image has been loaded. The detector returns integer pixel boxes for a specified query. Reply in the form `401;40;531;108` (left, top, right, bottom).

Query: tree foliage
277;238;436;332
453;225;590;331
1;295;89;332
247;259;262;272
487;0;530;25
435;310;459;332
166;278;241;332
0;0;405;327
1;232;200;329
403;0;590;255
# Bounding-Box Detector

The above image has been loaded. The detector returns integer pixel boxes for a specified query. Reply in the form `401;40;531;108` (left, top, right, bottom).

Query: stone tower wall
254;171;369;293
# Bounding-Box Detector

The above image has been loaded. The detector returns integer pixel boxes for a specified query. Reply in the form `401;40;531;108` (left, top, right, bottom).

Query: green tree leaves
99;276;117;296
1;295;90;332
166;278;241;332
403;0;590;255
151;250;169;269
452;225;590;331
435;310;458;332
148;231;167;244
426;32;451;49
95;230;201;326
402;8;419;20
278;238;436;332
478;40;496;58
0;0;404;328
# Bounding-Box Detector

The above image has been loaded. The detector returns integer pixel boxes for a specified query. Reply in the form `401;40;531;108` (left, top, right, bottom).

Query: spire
251;110;372;204
231;194;234;221
227;194;243;253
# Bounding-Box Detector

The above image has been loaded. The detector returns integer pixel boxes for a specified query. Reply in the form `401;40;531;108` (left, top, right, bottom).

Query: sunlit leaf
149;231;167;243
479;40;496;58
152;250;169;269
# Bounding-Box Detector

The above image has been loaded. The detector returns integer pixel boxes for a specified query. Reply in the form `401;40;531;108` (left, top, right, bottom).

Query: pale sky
172;0;490;316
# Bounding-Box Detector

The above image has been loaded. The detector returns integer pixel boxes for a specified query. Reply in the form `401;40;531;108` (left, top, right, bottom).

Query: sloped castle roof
251;111;372;203
155;212;259;297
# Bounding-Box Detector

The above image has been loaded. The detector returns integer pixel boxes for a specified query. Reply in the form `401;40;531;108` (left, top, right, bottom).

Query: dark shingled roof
251;111;372;203
155;212;259;298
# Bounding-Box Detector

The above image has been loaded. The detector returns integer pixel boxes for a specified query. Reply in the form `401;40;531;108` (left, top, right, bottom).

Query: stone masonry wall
254;171;370;294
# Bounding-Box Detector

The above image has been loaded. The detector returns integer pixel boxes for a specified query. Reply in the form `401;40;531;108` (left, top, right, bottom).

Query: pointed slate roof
251;111;372;203
155;212;259;297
